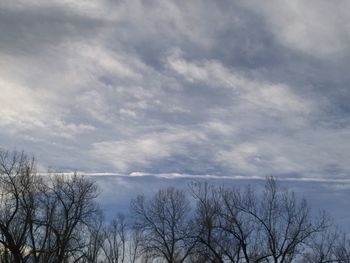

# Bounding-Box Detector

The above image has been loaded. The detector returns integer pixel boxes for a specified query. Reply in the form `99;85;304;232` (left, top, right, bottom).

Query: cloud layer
1;0;350;179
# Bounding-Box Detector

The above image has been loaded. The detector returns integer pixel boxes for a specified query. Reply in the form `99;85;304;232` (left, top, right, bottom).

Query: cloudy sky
1;0;350;182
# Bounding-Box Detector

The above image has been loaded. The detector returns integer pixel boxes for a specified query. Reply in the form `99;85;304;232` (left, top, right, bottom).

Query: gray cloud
0;0;350;182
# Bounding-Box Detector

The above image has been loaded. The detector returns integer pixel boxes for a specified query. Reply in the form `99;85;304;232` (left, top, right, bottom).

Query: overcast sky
1;0;350;182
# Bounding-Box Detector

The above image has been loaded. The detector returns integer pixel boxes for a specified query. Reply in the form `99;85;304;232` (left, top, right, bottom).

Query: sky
93;175;350;230
1;0;350;223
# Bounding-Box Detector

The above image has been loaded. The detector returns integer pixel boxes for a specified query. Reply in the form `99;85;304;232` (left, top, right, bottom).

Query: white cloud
242;0;350;59
69;43;143;79
90;128;207;172
243;83;310;113
217;128;350;177
167;49;312;114
0;79;45;129
1;0;112;20
0;75;95;138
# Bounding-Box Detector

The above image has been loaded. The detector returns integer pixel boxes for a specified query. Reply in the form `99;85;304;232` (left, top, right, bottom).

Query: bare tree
189;182;226;263
217;185;265;262
190;178;329;263
131;187;194;263
43;173;99;263
81;211;105;263
0;150;101;263
102;213;128;263
249;178;328;262
301;226;343;263
332;234;350;262
0;150;39;263
128;226;142;263
190;182;263;262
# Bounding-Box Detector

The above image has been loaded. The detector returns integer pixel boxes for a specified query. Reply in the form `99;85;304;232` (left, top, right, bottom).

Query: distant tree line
0;150;350;263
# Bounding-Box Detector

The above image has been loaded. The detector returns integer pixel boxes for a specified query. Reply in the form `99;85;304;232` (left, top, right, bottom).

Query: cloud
241;0;350;60
0;79;46;130
90;128;207;172
0;0;350;181
167;48;312;114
